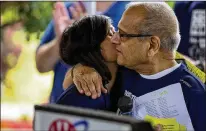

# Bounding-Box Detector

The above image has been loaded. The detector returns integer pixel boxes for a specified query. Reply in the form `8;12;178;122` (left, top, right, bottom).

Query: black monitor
34;104;154;131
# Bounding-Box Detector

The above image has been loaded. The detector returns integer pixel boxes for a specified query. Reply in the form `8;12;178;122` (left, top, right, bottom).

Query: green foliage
167;1;175;9
19;2;54;33
1;2;54;35
1;6;20;25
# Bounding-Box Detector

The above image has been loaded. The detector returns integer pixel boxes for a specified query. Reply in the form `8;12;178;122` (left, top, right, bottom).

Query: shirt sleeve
39;21;55;47
56;85;110;110
37;2;73;51
180;75;206;131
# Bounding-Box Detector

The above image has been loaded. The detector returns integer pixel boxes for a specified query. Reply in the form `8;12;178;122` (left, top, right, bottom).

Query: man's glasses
115;31;152;41
119;33;152;38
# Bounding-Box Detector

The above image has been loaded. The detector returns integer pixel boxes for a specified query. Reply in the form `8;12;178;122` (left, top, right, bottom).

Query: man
65;2;206;131
35;1;129;103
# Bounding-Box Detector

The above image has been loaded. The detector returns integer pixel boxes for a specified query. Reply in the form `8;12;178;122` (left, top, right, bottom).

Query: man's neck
133;51;178;75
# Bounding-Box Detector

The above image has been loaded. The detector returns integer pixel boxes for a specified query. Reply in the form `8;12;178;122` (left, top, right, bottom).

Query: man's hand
63;64;108;99
53;2;86;38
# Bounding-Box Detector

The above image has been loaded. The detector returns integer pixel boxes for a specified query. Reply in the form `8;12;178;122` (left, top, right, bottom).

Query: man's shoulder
179;67;205;91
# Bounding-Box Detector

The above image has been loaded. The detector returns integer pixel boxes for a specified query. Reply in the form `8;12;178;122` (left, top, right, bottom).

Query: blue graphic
74;120;89;131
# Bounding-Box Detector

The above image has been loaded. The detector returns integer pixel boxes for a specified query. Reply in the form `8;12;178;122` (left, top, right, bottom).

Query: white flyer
124;83;194;131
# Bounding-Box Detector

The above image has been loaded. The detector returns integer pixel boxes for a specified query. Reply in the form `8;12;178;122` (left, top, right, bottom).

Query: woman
56;15;120;111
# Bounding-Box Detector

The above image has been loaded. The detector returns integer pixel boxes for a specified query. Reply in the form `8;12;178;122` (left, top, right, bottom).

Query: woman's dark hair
59;15;112;86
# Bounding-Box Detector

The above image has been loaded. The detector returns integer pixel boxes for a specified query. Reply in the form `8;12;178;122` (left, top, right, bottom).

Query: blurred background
0;1;205;131
1;2;55;130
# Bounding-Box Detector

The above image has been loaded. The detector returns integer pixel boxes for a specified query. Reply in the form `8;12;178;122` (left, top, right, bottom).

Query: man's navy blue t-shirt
120;64;206;131
56;63;206;131
37;2;129;103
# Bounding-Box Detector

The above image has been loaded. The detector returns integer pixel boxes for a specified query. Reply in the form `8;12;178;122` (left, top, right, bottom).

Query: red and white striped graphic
49;119;76;131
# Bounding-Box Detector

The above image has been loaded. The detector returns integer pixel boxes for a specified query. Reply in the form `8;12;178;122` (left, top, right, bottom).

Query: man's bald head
118;4;146;33
119;2;181;51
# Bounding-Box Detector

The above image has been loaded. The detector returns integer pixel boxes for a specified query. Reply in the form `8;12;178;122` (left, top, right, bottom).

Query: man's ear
148;36;160;57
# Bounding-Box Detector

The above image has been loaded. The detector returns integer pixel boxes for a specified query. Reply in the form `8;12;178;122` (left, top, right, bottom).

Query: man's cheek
123;51;131;61
126;48;134;57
